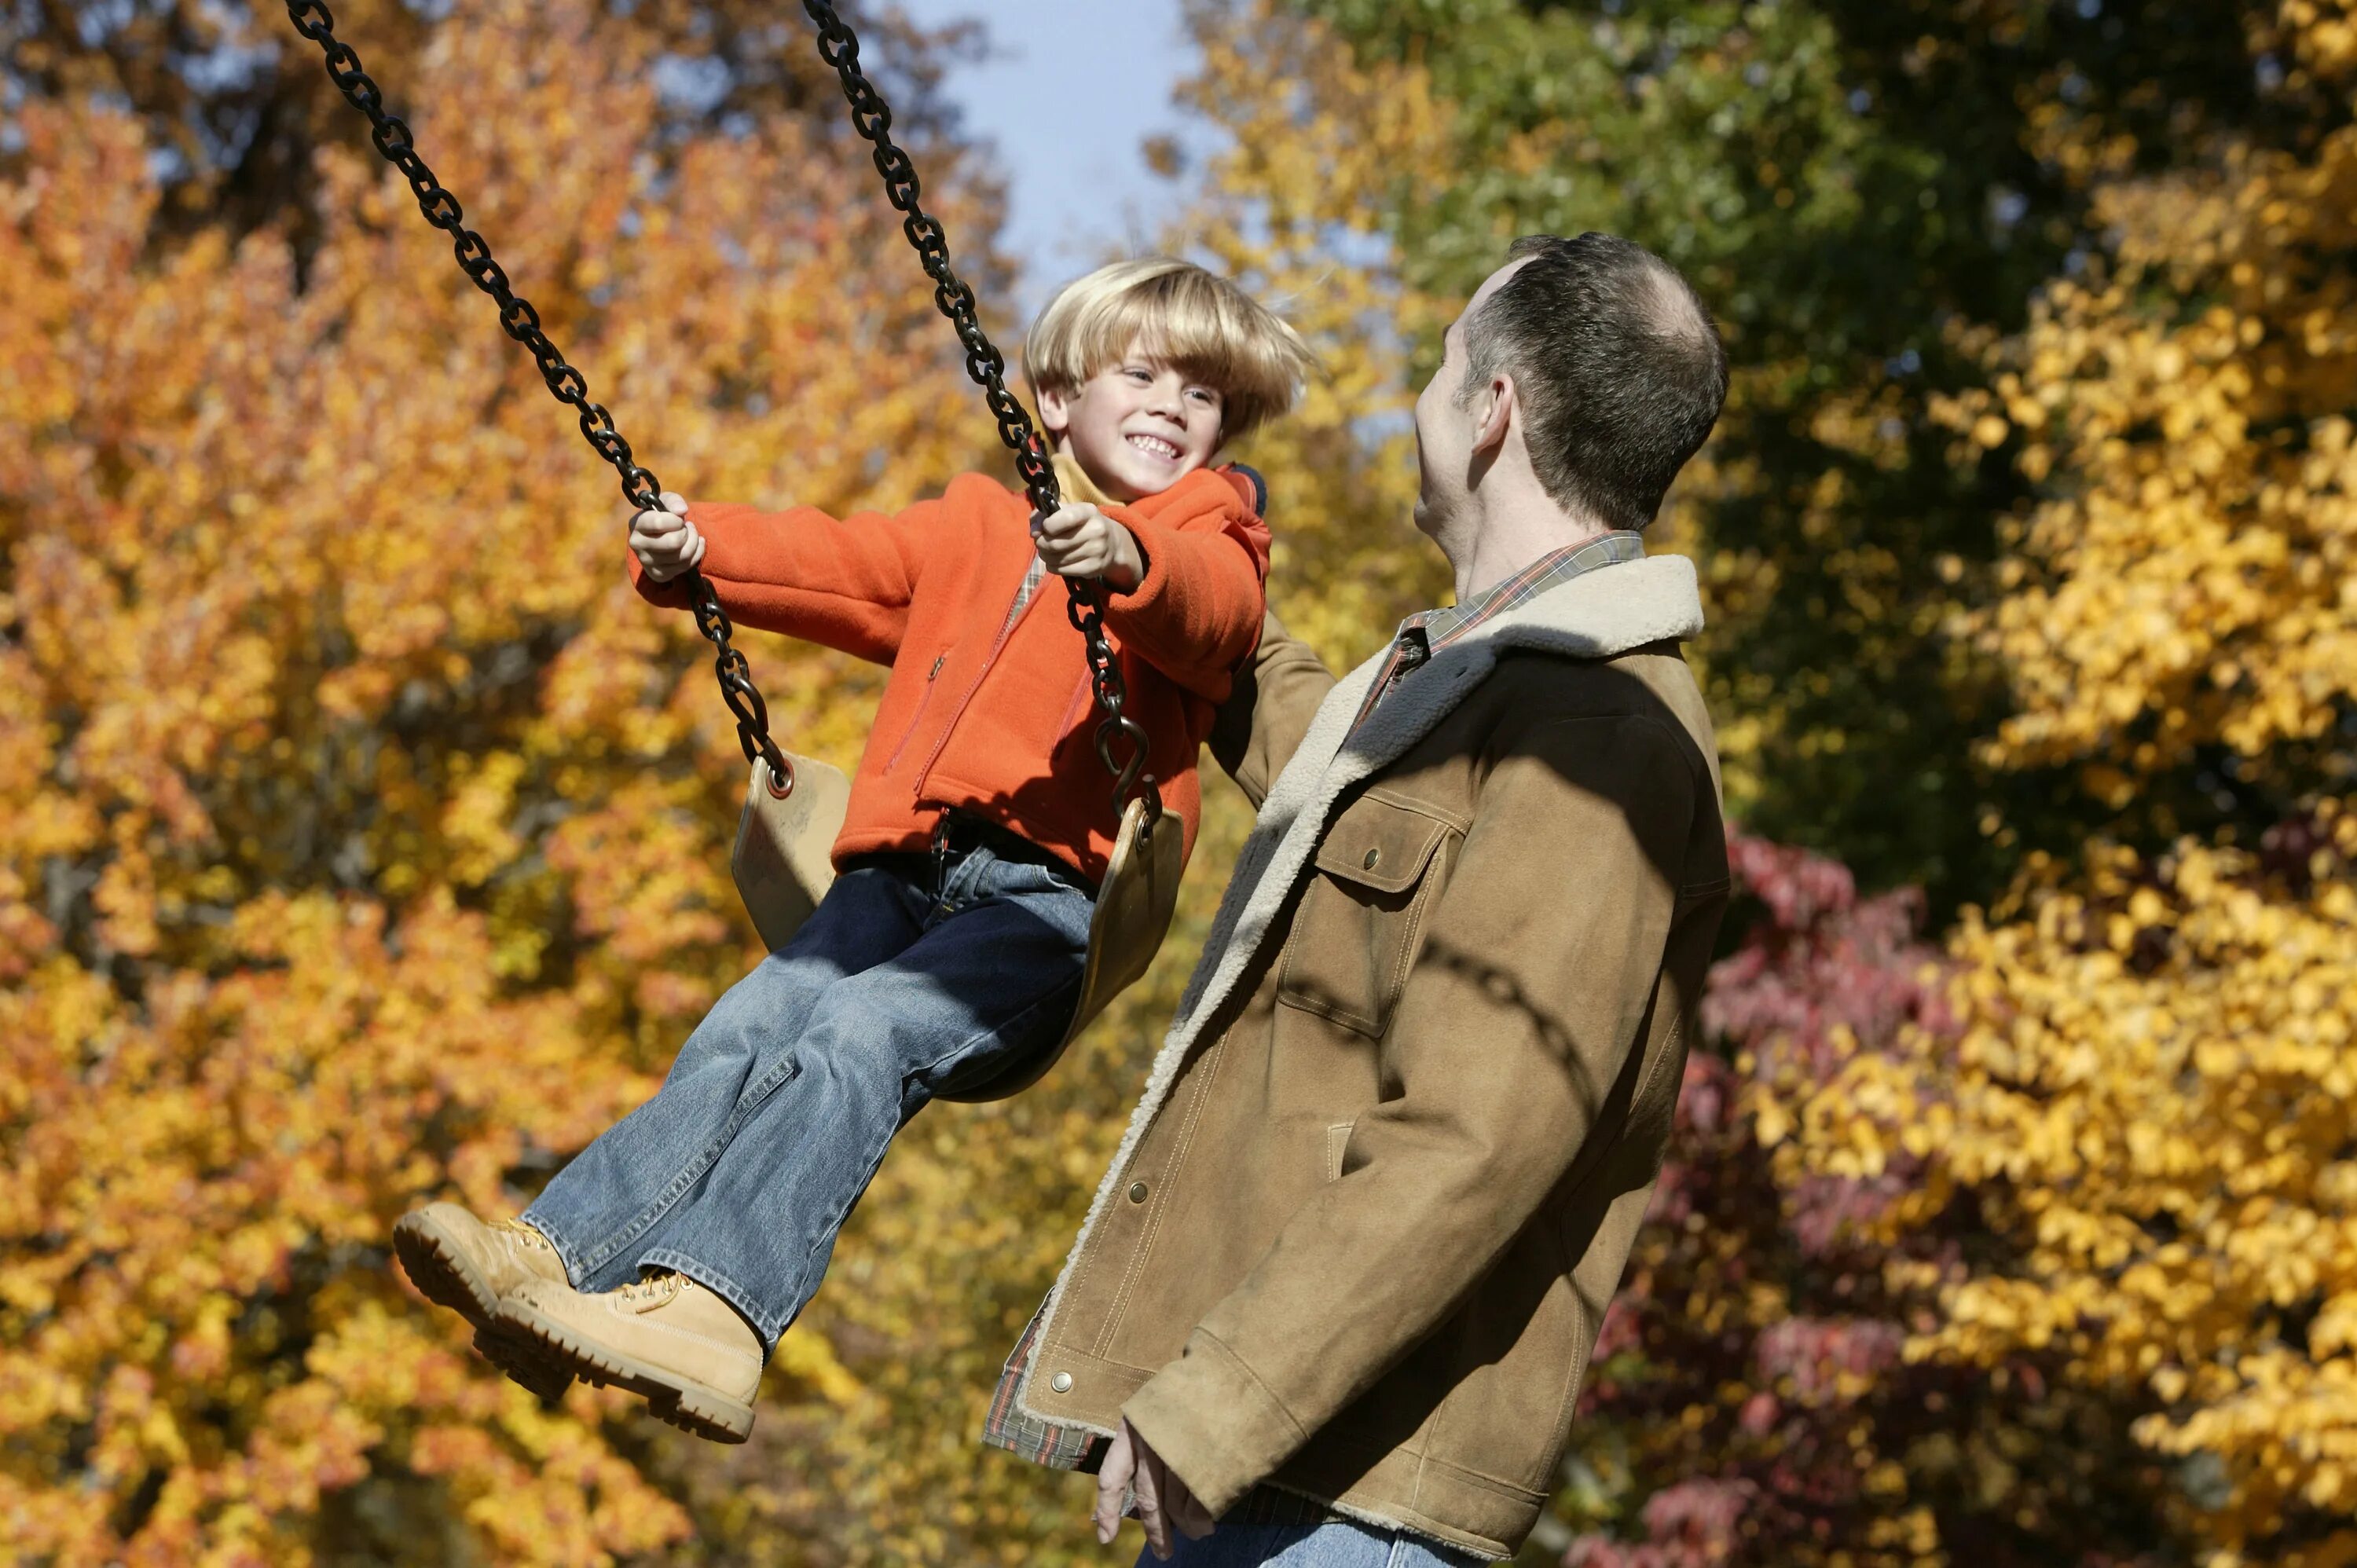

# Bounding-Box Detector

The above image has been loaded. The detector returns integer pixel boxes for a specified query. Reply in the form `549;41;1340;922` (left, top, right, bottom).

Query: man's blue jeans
1143;1519;1488;1567
524;841;1093;1348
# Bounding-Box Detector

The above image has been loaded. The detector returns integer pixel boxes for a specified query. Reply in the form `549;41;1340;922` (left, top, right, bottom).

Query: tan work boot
495;1270;762;1443
392;1203;574;1400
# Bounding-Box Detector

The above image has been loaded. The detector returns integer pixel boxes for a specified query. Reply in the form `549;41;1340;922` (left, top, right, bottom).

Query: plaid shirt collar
1351;529;1646;730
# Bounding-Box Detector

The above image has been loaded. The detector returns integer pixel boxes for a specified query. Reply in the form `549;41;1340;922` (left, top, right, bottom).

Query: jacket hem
918;771;1119;885
825;824;937;871
1008;1341;1150;1438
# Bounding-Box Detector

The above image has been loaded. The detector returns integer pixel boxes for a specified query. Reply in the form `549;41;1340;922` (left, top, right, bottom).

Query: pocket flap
1313;797;1450;894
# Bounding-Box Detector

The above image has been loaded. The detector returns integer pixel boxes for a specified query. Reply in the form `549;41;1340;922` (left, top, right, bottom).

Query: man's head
1025;258;1314;503
1413;233;1725;554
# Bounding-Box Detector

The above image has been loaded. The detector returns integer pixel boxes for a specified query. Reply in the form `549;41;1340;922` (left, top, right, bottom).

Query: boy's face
1038;335;1226;503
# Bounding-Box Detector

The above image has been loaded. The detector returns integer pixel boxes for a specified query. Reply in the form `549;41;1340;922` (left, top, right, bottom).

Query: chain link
798;0;1157;826
282;0;794;794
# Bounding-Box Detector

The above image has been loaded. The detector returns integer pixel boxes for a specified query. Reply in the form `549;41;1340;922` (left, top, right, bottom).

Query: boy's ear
1036;383;1072;438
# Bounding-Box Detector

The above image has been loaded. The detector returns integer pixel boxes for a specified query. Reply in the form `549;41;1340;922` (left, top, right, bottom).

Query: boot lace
493;1218;555;1256
616;1271;684;1309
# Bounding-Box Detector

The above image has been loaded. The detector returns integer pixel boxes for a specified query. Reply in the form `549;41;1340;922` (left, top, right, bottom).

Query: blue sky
889;0;1201;317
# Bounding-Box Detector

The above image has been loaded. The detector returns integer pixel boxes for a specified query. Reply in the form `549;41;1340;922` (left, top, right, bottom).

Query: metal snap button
1128;1181;1149;1204
1362;848;1381;870
1050;1371;1073;1393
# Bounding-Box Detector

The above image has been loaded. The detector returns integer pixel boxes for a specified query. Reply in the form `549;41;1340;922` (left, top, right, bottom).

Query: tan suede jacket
993;556;1727;1560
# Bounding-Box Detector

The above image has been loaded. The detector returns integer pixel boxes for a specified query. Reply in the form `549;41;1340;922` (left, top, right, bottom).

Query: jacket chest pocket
1277;796;1453;1039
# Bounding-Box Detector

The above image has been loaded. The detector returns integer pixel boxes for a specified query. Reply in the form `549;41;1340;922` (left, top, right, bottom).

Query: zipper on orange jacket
911;552;1061;808
882;652;950;775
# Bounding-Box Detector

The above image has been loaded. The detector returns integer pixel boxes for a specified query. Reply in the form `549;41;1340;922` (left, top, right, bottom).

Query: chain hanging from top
797;0;1158;826
280;0;796;797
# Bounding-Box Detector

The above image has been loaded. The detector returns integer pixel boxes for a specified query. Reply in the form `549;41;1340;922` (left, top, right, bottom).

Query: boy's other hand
630;492;706;583
1034;503;1146;592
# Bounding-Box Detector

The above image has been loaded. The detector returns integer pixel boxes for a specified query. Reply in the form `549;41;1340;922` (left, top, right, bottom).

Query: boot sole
393;1211;576;1402
493;1295;757;1445
471;1326;577;1404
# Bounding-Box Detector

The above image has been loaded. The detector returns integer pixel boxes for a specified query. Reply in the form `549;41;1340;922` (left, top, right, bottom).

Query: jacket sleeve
1096;498;1271;703
1207;610;1336;809
1118;710;1702;1516
628;493;944;665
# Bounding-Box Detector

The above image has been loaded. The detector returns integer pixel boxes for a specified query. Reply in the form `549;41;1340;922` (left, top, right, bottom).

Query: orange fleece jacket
629;467;1271;885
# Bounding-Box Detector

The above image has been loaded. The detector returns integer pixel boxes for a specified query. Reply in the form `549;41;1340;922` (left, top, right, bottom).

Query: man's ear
1471;373;1516;457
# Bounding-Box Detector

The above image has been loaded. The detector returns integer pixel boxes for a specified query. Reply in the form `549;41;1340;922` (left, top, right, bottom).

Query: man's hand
629;491;706;583
1094;1418;1216;1560
1034;502;1146;592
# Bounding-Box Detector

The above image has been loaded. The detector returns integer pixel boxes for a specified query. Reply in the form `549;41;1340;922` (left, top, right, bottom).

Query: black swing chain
280;0;797;794
797;0;1159;826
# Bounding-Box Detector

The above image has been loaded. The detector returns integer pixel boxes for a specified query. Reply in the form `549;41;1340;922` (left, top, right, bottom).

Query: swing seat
731;754;855;952
731;762;1182;1105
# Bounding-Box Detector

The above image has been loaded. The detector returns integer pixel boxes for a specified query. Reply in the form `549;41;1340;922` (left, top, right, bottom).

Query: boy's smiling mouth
1126;433;1182;461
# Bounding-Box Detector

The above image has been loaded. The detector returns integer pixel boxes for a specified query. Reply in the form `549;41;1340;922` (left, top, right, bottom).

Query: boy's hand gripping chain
798;0;1158;832
280;0;796;800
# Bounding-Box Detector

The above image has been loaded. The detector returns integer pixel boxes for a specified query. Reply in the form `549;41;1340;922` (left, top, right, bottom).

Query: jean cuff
640;1246;780;1356
517;1207;588;1289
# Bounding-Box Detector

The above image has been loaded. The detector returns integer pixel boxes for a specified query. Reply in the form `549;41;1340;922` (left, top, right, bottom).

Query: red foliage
1561;832;2163;1566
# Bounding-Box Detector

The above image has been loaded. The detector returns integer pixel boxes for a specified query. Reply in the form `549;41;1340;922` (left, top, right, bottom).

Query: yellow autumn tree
1949;13;2357;805
1790;5;2357;1563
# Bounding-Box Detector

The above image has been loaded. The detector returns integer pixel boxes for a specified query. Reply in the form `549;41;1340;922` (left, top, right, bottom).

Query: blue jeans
1143;1519;1488;1567
524;841;1093;1347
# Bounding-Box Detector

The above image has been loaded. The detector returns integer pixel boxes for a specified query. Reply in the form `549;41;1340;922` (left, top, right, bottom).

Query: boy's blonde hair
1023;257;1315;448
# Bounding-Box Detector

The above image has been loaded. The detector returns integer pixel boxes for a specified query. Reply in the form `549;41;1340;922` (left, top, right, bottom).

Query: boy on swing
394;258;1312;1442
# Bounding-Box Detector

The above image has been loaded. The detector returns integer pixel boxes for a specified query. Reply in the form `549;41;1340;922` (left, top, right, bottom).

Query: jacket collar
1050;450;1120;509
